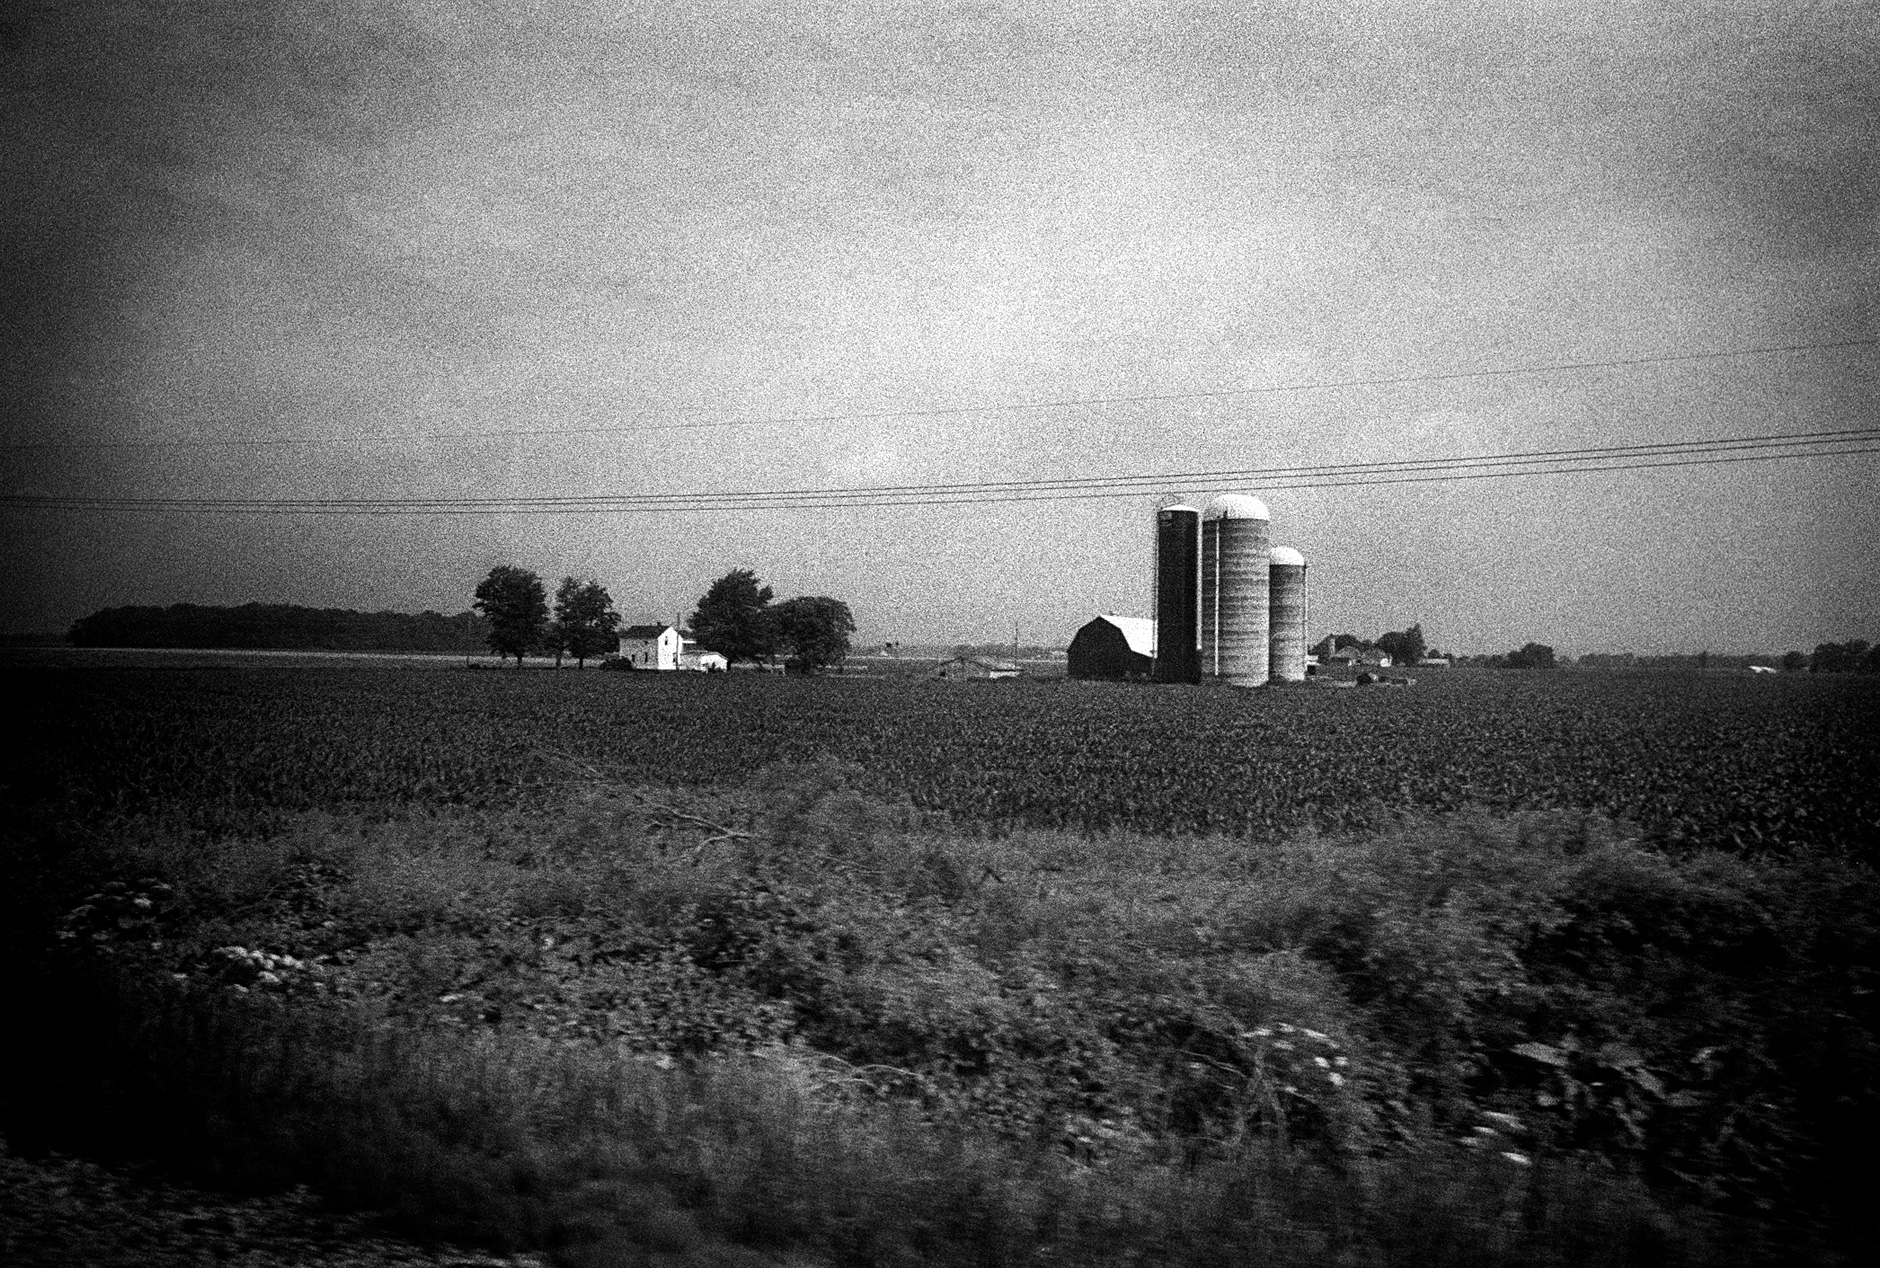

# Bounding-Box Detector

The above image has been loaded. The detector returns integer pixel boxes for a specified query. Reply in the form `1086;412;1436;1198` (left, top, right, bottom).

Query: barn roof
1091;614;1156;657
619;623;673;639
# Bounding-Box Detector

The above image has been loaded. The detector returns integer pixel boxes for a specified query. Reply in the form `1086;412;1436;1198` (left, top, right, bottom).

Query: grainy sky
3;0;1876;654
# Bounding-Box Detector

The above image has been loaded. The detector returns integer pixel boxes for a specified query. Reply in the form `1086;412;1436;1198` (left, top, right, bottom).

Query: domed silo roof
1269;546;1305;566
1203;493;1270;521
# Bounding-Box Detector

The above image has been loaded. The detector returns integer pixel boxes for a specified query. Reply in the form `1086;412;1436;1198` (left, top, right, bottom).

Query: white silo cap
1203;493;1270;520
1156;502;1202;514
1269;546;1305;566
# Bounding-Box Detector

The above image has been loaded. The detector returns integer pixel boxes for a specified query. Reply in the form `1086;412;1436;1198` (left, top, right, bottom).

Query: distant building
618;623;683;670
1068;614;1155;681
1325;646;1392;668
932;655;1021;681
679;639;728;672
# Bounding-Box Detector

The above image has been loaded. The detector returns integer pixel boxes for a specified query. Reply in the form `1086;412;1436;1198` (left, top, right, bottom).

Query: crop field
10;665;1878;853
7;664;1879;1266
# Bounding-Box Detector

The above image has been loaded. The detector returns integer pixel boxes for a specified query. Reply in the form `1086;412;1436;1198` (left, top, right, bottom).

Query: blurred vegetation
4;752;1875;1264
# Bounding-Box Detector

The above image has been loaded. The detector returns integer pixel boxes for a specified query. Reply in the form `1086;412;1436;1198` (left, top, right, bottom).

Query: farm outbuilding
679;640;728;671
1068;615;1155;680
932;656;1021;681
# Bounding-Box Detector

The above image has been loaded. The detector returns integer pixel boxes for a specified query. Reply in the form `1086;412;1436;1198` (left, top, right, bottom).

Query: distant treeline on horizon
67;604;492;654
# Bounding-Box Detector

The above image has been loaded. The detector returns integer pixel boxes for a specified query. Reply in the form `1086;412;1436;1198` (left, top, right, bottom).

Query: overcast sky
3;0;1876;654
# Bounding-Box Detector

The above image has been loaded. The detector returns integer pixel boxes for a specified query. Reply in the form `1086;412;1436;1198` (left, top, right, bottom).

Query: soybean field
10;665;1875;855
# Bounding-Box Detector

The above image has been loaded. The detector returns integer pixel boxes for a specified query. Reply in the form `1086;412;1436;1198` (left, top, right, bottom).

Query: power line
4;335;1874;451
7;428;1874;516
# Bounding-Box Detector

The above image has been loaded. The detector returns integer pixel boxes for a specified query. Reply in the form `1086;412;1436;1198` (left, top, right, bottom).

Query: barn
1067;615;1155;681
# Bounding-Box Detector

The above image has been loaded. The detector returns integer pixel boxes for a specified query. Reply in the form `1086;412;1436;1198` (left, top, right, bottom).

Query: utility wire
7;429;1874;516
10;426;1874;508
3;335;1874;451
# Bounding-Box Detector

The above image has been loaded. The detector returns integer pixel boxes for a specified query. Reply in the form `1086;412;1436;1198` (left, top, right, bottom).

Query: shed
680;639;729;672
1068;615;1155;681
931;656;1021;681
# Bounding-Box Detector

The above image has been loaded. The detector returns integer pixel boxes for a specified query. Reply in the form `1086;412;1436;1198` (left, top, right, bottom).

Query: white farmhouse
618;623;684;670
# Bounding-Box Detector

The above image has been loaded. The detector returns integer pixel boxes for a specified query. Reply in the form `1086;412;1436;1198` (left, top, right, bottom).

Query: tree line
1575;641;1880;673
67;604;491;653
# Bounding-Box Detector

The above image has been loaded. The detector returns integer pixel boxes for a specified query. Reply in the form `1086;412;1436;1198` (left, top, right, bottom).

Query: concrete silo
1152;502;1201;683
1200;494;1270;685
1268;546;1308;683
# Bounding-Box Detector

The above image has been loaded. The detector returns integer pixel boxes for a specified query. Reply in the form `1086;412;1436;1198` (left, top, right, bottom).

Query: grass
5;758;1874;1264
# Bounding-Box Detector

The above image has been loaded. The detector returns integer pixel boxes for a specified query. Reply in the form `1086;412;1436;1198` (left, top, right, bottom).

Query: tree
689;569;775;667
1504;642;1557;670
551;577;621;668
1375;623;1427;665
1781;650;1809;673
771;596;856;675
1811;639;1873;673
473;566;548;666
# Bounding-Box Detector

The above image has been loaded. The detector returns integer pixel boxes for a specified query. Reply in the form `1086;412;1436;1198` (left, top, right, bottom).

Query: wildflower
1312;1056;1330;1069
1327;1072;1345;1087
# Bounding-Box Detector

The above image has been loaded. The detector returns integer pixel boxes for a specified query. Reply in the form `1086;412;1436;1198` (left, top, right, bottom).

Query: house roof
1092;614;1156;657
619;623;673;639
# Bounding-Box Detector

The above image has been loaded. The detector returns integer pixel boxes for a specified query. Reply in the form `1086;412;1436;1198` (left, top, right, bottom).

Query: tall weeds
3;763;1870;1265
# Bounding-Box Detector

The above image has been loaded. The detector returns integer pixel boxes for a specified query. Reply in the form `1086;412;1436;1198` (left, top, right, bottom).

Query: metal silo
1152;502;1201;683
1268;546;1308;683
1200;494;1271;685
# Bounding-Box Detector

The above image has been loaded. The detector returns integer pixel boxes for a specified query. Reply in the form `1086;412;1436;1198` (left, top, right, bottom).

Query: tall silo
1200;494;1271;685
1268;546;1308;683
1152;502;1201;683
